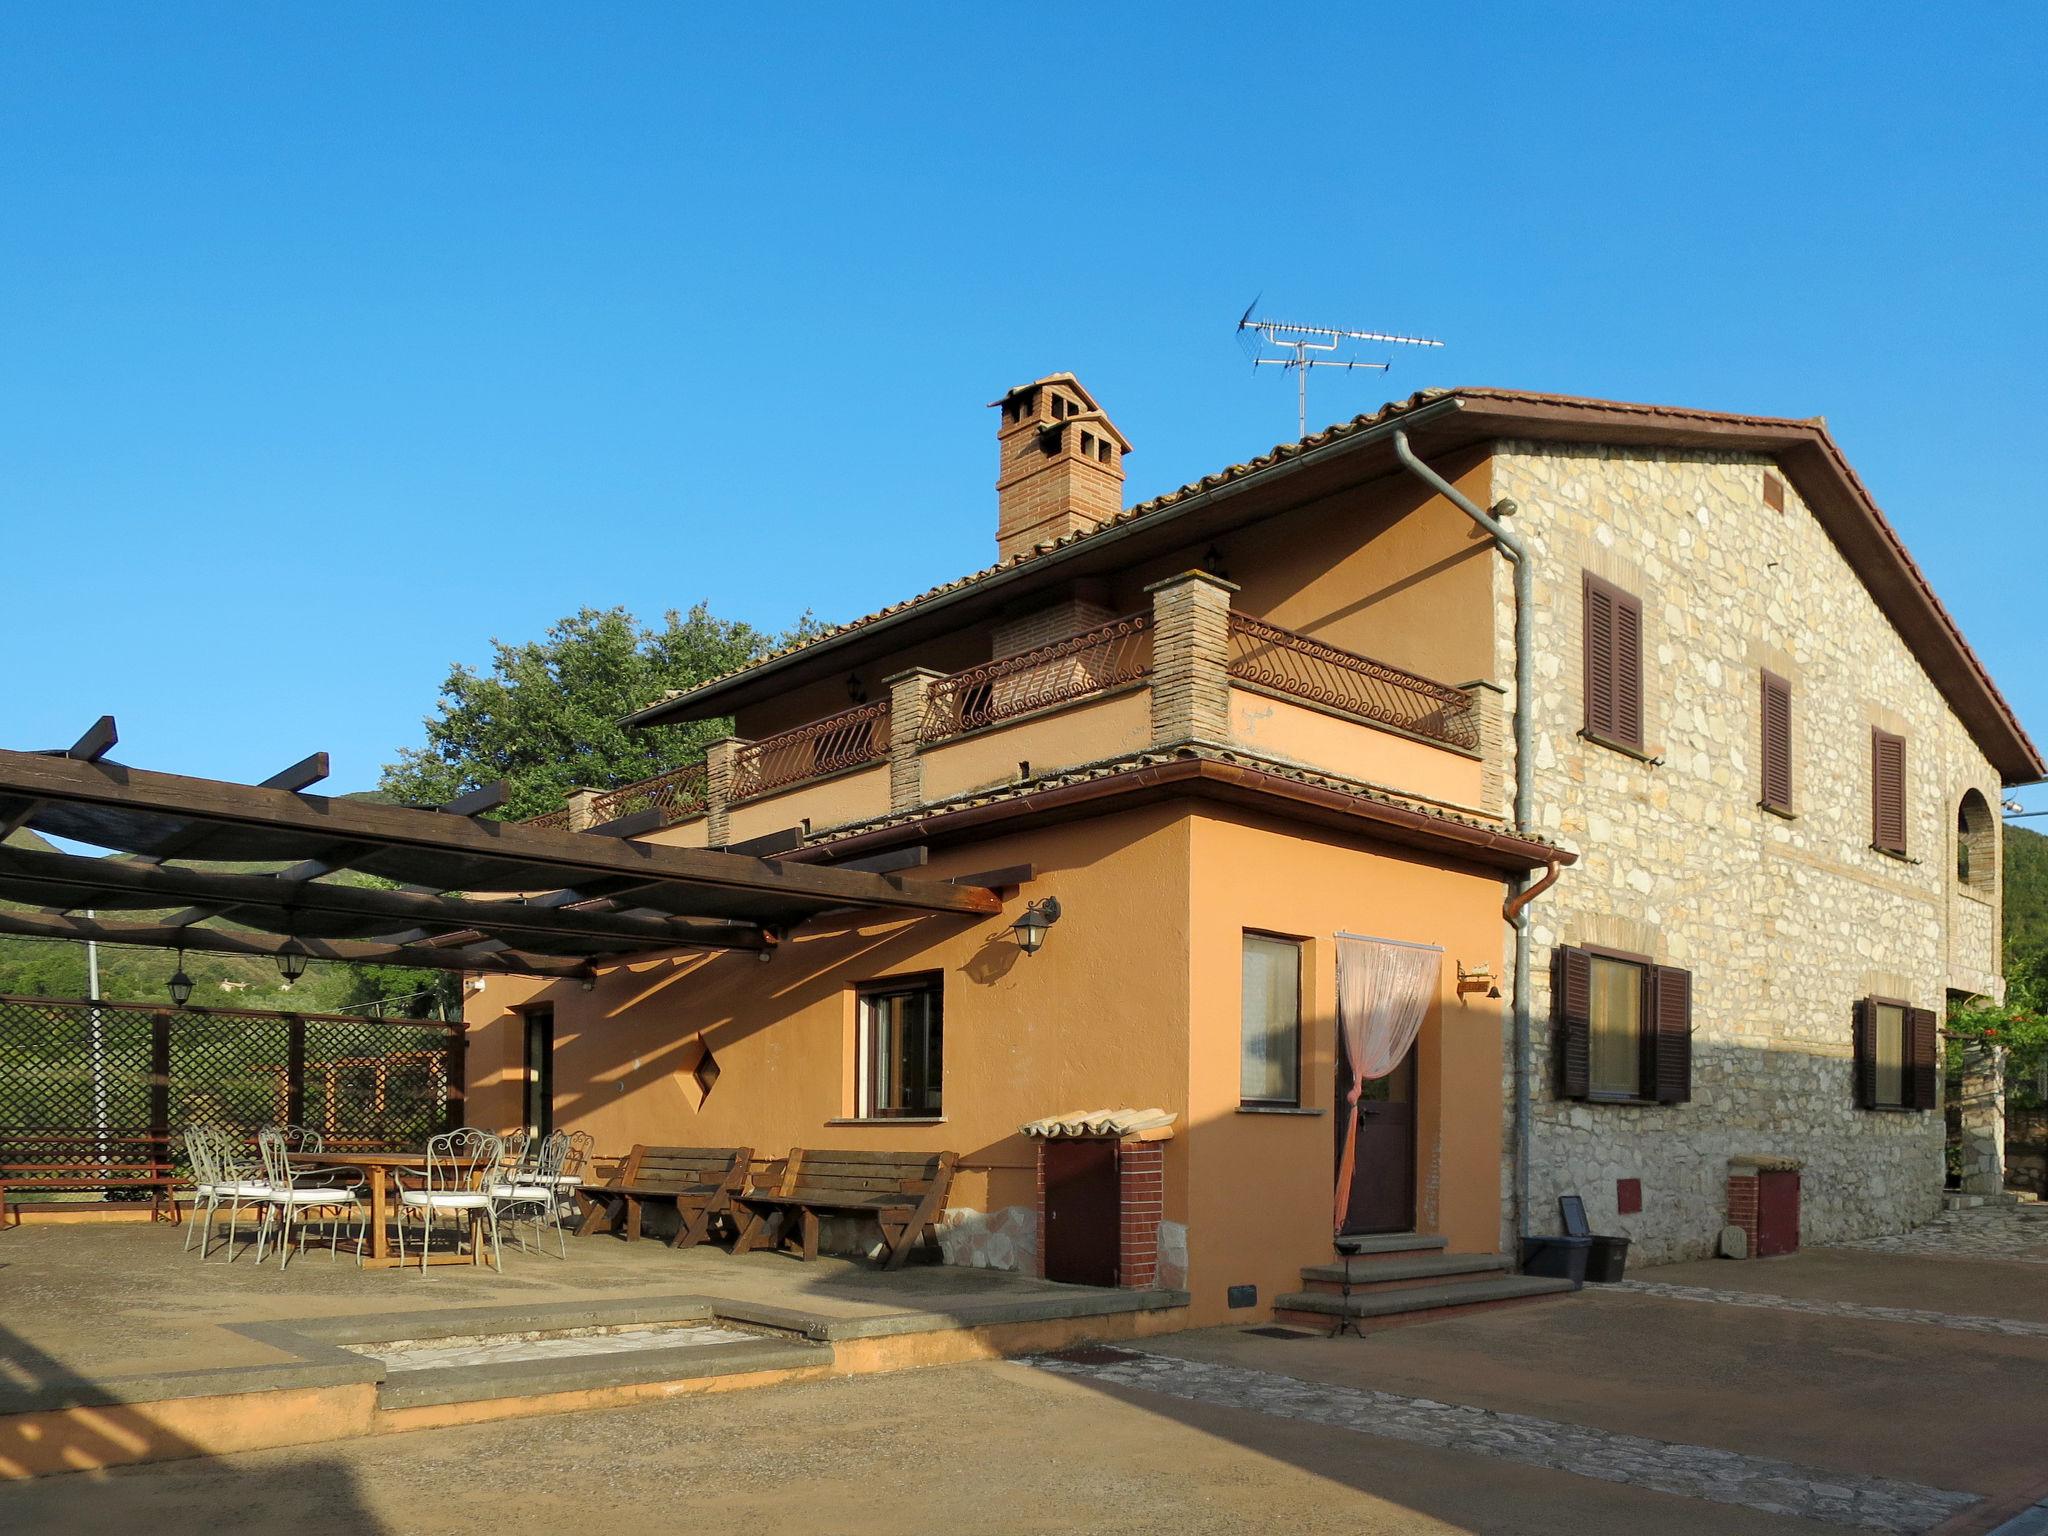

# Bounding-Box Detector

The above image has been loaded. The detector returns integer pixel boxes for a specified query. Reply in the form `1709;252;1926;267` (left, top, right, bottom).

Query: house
464;378;2040;1324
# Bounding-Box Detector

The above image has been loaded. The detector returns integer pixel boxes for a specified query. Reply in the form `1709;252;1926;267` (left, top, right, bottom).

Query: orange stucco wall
470;792;1510;1326
1181;807;1507;1319
918;687;1151;802
469;805;1196;1234
1227;686;1487;811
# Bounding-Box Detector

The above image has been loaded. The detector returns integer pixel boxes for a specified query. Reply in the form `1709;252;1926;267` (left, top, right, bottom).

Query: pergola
0;720;1002;981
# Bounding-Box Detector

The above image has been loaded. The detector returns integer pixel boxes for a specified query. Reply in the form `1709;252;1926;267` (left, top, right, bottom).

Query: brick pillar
566;788;601;831
1034;1141;1048;1279
1118;1139;1165;1289
703;737;748;847
1145;570;1238;748
883;668;944;812
1459;678;1508;812
1958;1042;2008;1197
1725;1163;1759;1259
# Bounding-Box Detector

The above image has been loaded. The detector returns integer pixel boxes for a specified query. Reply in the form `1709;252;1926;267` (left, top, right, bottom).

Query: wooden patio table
291;1149;487;1270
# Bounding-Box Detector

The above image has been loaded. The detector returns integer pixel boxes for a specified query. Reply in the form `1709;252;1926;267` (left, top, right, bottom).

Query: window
1854;998;1935;1109
1240;933;1302;1105
1554;946;1691;1103
1871;728;1907;855
1957;789;1994;892
1760;671;1793;813
521;1006;554;1139
856;976;943;1119
1582;574;1644;751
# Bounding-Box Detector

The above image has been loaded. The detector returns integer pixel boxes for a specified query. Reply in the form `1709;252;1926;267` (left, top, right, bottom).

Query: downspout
1391;429;1543;1251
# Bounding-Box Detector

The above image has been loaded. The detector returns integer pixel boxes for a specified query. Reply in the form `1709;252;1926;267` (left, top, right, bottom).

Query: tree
380;604;801;819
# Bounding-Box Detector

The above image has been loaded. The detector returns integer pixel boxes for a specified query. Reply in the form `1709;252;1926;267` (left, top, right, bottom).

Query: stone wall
1490;443;2006;1263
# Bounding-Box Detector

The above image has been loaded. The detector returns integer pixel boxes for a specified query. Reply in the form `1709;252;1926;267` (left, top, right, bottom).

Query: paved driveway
11;1235;2048;1535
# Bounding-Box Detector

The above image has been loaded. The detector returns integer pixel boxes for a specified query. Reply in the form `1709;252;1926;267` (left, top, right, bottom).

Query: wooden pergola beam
0;909;590;979
0;845;768;954
0;749;1002;917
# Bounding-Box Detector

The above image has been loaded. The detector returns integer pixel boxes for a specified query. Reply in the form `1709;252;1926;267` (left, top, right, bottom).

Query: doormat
1240;1326;1321;1340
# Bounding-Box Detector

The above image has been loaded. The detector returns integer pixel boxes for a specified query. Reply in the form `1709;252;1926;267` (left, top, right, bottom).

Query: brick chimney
992;374;1130;562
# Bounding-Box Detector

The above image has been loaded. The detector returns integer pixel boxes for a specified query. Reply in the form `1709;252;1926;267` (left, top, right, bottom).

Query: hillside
2006;823;2048;964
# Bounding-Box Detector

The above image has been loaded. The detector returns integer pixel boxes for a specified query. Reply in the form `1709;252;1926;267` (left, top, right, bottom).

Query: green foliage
379;604;795;819
2004;824;2048;962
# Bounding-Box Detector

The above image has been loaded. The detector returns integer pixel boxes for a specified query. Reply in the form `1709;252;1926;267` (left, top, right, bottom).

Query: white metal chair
181;1124;273;1260
491;1129;570;1258
394;1129;503;1274
252;1127;366;1269
551;1129;595;1216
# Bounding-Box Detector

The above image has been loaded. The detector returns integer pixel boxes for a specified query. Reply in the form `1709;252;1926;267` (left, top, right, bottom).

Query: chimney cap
989;373;1132;452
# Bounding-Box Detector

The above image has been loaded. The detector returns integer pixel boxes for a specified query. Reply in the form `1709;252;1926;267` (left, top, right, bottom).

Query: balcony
528;573;1493;845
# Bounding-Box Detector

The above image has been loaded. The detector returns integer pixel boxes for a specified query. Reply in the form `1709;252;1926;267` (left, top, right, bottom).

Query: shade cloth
1333;935;1441;1231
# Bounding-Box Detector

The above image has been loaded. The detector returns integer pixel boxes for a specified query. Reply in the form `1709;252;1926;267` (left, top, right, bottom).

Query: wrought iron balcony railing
1226;613;1479;751
920;613;1152;744
732;700;892;802
588;760;709;826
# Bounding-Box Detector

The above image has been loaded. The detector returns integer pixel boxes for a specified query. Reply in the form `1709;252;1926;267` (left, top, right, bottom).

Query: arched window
1957;788;1995;894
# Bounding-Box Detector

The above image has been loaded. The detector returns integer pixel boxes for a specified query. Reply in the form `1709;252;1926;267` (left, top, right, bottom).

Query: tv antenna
1237;301;1444;437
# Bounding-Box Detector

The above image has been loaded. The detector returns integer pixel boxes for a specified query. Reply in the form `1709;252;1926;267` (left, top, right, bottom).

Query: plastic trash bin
1519;1233;1590;1284
1584;1234;1631;1283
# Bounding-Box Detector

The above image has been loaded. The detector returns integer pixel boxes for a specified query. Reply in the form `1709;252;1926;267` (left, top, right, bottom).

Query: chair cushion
271;1187;361;1205
399;1190;491;1209
208;1182;272;1198
552;1174;584;1187
488;1184;556;1200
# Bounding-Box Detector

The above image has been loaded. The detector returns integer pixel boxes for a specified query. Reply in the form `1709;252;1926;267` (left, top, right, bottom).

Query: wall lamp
1010;897;1062;957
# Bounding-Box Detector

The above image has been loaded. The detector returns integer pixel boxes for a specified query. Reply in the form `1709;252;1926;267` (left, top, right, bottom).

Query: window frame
853;973;945;1122
1239;930;1305;1109
1581;944;1653;1103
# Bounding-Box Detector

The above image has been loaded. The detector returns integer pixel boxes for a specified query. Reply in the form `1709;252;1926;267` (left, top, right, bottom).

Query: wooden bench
731;1148;957;1270
574;1145;753;1248
0;1134;180;1228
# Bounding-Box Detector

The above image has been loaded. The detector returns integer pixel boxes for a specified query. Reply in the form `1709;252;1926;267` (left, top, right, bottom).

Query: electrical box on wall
1227;1284;1258;1310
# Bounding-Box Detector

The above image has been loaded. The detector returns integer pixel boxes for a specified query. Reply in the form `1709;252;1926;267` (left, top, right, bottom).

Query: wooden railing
1225;613;1478;751
920;613;1152;744
589;761;709;826
732;700;892;802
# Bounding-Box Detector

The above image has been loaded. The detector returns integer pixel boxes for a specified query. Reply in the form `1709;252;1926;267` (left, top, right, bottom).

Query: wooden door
1043;1139;1120;1287
1338;1048;1417;1235
1757;1170;1800;1257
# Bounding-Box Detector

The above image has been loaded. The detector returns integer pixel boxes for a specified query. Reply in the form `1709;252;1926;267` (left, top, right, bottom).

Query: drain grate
1044;1345;1142;1365
1241;1326;1320;1340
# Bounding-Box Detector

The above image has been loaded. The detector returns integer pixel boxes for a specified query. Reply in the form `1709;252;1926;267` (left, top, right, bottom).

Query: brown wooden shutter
1649;966;1692;1104
1906;1006;1938;1110
1851;998;1876;1108
1554;946;1591;1099
1612;589;1644;748
1760;671;1792;811
1871;729;1907;853
1583;576;1616;742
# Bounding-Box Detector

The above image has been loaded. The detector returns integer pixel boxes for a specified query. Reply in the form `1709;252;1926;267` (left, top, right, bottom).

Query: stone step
376;1334;833;1411
1274;1273;1577;1329
1334;1231;1449;1257
1299;1252;1511;1294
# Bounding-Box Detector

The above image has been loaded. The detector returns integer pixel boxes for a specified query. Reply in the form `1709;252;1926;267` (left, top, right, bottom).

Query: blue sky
4;6;2044;809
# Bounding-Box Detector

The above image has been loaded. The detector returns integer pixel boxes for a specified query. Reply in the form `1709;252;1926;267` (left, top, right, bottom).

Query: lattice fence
0;994;462;1203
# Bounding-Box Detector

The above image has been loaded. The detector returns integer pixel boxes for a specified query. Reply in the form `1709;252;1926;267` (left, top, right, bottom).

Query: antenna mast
1236;304;1444;437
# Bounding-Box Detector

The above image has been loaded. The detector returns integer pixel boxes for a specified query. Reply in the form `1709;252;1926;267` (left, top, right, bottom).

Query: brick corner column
1725;1161;1759;1259
882;667;946;812
1458;677;1509;810
1118;1139;1165;1289
703;736;749;846
1144;570;1239;749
